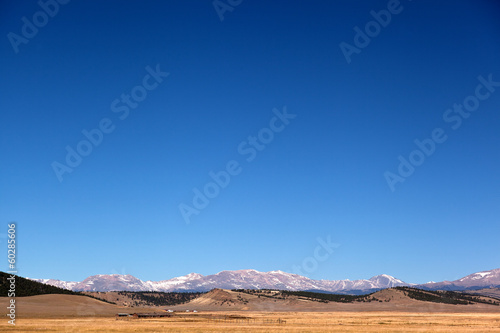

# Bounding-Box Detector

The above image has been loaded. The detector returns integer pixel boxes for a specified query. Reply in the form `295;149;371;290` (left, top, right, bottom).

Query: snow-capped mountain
145;273;205;292
30;268;500;294
419;268;500;291
31;278;79;291
31;269;409;293
30;275;145;292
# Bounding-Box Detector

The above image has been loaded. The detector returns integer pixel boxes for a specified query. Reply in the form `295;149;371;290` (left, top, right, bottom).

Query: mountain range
420;268;500;291
31;268;500;294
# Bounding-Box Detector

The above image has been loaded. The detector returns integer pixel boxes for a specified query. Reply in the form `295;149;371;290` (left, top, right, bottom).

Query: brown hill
0;294;151;318
168;288;500;313
4;288;499;318
463;288;500;300
171;288;315;311
82;290;203;307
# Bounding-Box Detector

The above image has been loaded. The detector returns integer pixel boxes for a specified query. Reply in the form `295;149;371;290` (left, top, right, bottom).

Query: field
2;292;500;332
2;312;500;332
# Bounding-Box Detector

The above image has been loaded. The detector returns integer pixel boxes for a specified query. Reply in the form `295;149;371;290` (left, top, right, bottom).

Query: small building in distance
131;313;172;319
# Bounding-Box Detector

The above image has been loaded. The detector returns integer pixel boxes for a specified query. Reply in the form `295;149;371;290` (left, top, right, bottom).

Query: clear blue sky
1;0;499;284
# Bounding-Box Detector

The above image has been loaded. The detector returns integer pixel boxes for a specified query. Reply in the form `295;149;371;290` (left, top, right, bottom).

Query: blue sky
1;0;499;284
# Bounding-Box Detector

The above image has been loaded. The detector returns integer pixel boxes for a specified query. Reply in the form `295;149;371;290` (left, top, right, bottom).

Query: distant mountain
33;278;79;291
419;268;500;291
31;268;500;294
31;269;409;293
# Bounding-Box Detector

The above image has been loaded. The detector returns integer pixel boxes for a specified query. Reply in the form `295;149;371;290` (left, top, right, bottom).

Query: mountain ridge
419;268;500;291
30;268;500;294
31;269;408;293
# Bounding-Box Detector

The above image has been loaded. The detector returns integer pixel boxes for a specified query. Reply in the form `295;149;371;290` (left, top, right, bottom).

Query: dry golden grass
2;293;500;331
2;312;500;332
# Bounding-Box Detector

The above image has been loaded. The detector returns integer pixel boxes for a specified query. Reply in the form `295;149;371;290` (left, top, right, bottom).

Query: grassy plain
2;291;500;332
2;311;500;332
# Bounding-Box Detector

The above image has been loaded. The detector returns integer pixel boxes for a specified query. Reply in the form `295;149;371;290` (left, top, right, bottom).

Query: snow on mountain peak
420;268;500;290
32;267;500;294
269;270;288;275
33;269;408;293
458;269;498;282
